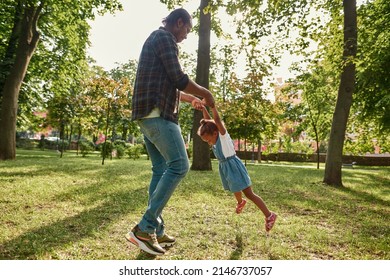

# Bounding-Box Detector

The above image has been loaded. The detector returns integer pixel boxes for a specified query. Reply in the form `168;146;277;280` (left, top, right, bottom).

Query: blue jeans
137;117;189;235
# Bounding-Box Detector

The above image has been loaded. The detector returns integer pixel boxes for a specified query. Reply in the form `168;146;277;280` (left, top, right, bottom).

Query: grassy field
0;149;389;260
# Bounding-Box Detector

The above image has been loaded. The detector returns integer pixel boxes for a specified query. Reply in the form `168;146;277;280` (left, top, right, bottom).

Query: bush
379;138;390;153
113;140;127;159
186;141;193;158
16;138;37;150
97;141;112;158
126;144;144;160
290;141;313;154
44;138;69;150
79;140;95;157
344;139;375;155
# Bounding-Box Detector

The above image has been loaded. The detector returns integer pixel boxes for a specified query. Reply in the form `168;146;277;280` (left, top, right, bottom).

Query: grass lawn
0;149;389;260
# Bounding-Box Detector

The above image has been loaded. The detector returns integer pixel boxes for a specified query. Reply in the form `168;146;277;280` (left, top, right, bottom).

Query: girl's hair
197;119;218;137
162;8;192;27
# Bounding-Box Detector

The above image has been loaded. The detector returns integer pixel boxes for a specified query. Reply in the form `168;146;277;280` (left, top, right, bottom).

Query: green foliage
220;48;278;146
97;141;112;158
279;135;290;153
0;0;123;125
378;137;390;153
112;139;126;159
278;136;313;154
343;139;374;156
355;0;390;132
281;59;337;150
290;140;313;154
79;140;95;157
262;141;280;155
126;144;144;160
15;138;37;150
2;0;388;166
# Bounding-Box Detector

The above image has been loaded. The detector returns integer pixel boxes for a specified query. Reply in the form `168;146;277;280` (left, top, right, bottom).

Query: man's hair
162;8;192;27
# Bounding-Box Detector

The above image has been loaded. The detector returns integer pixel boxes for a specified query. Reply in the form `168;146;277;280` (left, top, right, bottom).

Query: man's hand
183;80;215;108
191;98;203;110
202;91;215;108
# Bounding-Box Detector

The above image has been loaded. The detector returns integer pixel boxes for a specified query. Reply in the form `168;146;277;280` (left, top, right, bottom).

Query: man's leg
143;136;167;236
138;117;189;234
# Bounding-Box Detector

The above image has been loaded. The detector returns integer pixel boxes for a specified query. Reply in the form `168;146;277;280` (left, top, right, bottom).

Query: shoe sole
125;232;165;256
159;241;175;248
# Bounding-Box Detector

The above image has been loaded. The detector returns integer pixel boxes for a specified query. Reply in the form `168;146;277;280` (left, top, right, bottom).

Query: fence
234;151;390;166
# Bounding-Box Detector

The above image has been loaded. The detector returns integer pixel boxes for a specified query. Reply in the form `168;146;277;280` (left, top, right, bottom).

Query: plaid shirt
131;27;189;124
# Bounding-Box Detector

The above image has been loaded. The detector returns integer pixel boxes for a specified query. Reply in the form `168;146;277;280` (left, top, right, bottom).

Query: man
126;8;215;255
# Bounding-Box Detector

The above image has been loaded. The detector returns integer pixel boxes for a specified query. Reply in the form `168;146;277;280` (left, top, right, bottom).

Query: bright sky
87;1;296;81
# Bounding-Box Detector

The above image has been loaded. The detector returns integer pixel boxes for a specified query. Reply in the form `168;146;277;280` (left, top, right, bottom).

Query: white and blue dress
212;131;252;193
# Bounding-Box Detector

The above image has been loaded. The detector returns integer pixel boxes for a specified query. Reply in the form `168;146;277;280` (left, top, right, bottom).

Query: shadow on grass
229;233;243;260
340;171;390;208
0;187;145;260
135;251;157;260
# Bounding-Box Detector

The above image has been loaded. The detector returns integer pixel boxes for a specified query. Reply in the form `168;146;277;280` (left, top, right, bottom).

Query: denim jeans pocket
139;118;161;142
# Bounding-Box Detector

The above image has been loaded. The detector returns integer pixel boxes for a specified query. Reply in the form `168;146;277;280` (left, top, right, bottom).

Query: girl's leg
242;186;271;218
234;191;243;203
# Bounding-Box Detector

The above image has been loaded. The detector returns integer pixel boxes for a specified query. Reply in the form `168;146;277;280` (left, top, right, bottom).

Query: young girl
198;105;277;232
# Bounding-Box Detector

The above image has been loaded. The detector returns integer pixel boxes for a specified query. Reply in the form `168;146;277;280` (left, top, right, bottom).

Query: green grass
0;149;389;260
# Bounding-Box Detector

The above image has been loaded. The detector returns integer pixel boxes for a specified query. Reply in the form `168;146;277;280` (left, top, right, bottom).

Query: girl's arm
211;106;227;135
202;106;211;119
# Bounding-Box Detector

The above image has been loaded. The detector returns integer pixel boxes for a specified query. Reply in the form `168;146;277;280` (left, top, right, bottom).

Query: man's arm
180;92;199;103
182;79;215;108
180;92;202;110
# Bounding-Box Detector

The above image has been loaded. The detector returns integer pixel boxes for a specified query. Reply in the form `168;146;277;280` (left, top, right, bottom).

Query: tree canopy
0;0;388;173
0;0;122;160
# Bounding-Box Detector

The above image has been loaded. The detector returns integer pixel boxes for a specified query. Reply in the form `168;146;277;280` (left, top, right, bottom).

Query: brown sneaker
157;233;176;248
125;225;165;255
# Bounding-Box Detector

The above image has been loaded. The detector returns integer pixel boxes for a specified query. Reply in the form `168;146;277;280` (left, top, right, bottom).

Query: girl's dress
212;131;252;193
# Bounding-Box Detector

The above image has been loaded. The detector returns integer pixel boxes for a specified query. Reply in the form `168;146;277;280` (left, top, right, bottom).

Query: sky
87;1;297;81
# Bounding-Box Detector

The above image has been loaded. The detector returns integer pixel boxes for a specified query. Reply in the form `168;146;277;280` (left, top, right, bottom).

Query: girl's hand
191;98;203;110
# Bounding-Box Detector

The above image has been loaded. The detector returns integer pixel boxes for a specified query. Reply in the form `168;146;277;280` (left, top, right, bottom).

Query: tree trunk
0;0;23;98
314;125;320;169
244;137;247;166
77;121;82;155
191;0;212;170
323;0;357;186
68;124;73;150
257;139;262;163
0;5;42;160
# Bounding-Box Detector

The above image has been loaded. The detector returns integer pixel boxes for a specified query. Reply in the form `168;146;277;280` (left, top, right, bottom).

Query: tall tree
285;60;337;169
0;0;122;160
324;0;357;186
191;0;213;170
109;60;139;141
0;2;43;160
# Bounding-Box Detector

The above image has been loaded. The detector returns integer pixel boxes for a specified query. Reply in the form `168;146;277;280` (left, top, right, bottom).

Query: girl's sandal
235;199;247;214
265;212;277;232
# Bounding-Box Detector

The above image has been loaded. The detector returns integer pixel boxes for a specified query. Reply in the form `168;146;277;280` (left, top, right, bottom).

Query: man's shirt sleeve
153;31;189;90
